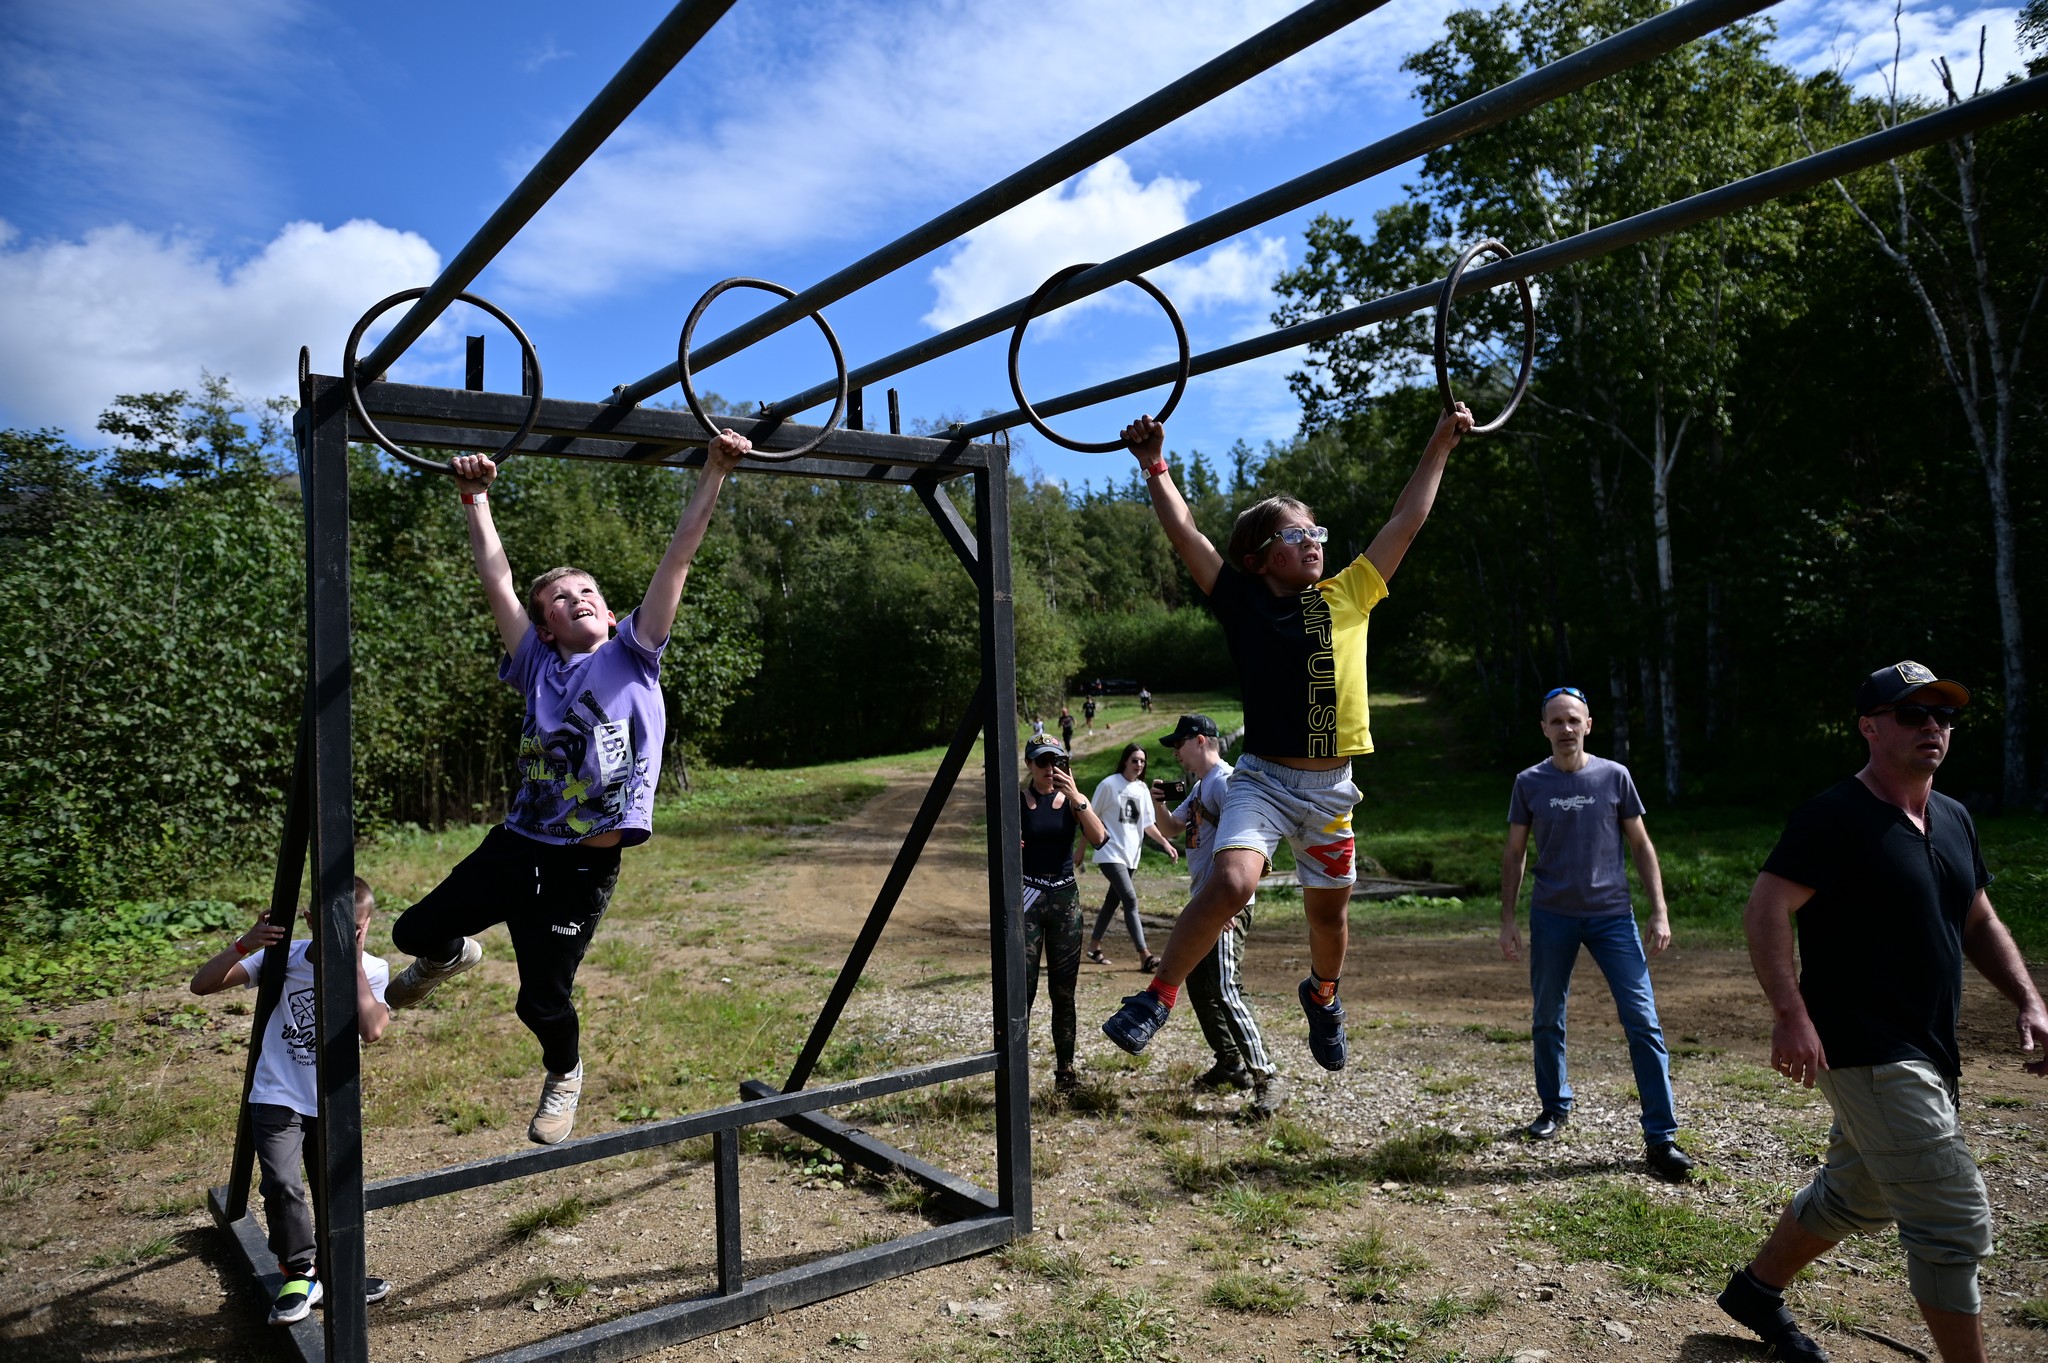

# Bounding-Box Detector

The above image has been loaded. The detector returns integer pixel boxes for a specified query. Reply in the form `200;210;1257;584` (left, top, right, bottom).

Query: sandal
1140;954;1163;973
1086;947;1111;966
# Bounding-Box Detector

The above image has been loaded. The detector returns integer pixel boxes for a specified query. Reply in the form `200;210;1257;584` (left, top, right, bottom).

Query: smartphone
1160;779;1188;804
1054;755;1071;773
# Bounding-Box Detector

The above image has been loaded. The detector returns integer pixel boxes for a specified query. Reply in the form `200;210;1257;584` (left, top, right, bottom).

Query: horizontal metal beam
476;1215;1016;1363
209;1190;322;1363
359;421;947;484
763;0;1777;419
363;1051;1000;1209
333;376;993;473
951;70;2048;441
610;0;1393;408
353;0;738;382
738;1079;999;1220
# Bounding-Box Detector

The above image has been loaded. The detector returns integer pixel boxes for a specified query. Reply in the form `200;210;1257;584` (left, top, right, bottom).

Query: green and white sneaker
386;937;483;1009
269;1274;323;1325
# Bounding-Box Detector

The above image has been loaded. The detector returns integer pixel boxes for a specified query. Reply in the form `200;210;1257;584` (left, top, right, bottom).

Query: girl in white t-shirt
1083;744;1179;970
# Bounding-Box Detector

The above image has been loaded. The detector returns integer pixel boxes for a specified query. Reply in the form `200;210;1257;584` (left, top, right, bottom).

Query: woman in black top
1020;737;1108;1091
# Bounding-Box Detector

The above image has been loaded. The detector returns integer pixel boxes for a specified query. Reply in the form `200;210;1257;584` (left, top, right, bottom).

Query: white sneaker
385;937;483;1009
528;1066;582;1145
268;1274;323;1325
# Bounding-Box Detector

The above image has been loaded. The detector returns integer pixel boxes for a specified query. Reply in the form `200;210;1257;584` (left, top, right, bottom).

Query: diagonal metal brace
781;680;991;1092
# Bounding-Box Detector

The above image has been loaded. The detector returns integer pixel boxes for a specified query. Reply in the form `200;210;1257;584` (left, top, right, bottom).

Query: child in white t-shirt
191;877;391;1325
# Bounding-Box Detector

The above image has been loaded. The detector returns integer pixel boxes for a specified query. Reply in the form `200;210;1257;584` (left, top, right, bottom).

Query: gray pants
1090;861;1149;955
1186;906;1272;1077
253;1103;317;1275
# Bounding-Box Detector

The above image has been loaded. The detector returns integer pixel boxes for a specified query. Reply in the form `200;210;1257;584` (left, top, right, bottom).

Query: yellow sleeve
1323;554;1389;615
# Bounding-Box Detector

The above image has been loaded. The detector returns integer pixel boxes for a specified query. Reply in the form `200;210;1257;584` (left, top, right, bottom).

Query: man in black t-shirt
1717;662;2048;1363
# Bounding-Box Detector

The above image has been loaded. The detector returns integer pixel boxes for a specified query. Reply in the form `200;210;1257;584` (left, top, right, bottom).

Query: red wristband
461;491;486;506
1142;458;1168;479
232;937;251;956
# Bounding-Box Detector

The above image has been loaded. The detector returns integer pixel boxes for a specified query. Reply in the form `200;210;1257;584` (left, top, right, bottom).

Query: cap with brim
1854;660;1971;714
1159;713;1220;748
1024;737;1067;763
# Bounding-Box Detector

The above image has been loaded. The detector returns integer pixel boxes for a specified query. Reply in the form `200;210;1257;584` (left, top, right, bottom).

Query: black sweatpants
392;824;620;1075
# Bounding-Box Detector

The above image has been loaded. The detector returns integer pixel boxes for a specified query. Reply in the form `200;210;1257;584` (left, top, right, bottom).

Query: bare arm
1122;416;1223;594
1051;767;1109;849
1961;890;2048;1075
190;914;284;995
1363;403;1472;584
450;454;530;657
1143;821;1180;862
1743;871;1824;1086
1621;816;1671;955
1499;822;1530;961
638;431;749;648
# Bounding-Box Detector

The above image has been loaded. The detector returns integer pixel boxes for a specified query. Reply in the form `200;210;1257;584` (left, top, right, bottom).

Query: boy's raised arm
452;454;530;657
638;430;750;649
1122;415;1223;595
1363;402;1472;585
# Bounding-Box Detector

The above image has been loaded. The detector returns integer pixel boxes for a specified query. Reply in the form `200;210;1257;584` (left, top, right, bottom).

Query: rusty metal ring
679;277;846;464
1007;263;1190;454
1433;238;1534;437
343;287;544;476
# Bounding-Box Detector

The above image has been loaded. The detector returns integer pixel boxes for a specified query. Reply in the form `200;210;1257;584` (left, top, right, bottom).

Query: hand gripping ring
1007;263;1190;454
679;277;847;463
343;287;545;475
1433;238;1535;437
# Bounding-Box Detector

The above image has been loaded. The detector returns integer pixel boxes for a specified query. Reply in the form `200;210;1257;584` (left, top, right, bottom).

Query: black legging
1090;861;1149;955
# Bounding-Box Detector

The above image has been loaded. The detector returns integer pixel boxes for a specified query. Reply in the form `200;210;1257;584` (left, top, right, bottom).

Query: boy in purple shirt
385;430;750;1145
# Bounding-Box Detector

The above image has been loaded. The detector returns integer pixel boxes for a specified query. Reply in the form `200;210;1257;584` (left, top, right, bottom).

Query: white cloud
1772;1;2025;100
494;0;1454;309
523;37;574;74
0;218;442;441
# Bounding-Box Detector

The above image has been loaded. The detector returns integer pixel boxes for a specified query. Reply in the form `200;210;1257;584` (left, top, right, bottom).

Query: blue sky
0;0;2027;490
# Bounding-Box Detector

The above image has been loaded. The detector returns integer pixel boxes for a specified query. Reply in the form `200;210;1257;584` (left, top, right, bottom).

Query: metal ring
1007;263;1190;454
343;287;545;476
678;277;847;464
1434;238;1535;437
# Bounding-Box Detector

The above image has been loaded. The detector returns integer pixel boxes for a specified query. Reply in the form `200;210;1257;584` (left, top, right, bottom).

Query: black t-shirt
1761;777;1990;1079
1201;556;1386;758
1019;788;1078;883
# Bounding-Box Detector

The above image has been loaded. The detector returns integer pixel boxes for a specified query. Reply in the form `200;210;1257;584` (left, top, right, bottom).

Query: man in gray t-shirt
1500;686;1690;1181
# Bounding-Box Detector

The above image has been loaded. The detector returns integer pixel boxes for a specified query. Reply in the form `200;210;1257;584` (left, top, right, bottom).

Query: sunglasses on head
1255;524;1330;552
1869;704;1961;729
1543;686;1587;703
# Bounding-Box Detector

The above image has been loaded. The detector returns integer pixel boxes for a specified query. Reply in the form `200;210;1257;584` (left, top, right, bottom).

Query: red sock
1308;973;1338;1005
1147;980;1179;1009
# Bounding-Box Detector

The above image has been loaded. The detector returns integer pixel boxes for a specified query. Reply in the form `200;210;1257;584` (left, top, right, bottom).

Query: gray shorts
1211;753;1359;890
1793;1060;1991;1314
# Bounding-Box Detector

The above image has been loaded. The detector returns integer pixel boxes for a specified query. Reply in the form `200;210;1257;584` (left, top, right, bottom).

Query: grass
997;1241;1085;1285
1016;1286;1178;1363
1209;1184;1302;1236
1420;1289;1502;1326
1365;1126;1486;1184
506;1195;587;1241
1515;1178;1768;1290
1334;1223;1427;1298
86;1234;177;1269
2016;1298;2048;1329
1203;1272;1304;1314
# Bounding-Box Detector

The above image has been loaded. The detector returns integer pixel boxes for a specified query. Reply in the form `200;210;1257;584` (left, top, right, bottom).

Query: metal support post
303;376;368;1363
714;1129;743;1295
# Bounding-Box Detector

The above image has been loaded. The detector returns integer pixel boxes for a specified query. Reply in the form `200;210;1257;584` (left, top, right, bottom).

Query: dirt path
4;723;2046;1362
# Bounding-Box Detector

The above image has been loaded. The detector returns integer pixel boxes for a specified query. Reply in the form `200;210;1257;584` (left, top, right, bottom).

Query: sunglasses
1543;686;1588;704
1870;704;1961;729
1255;524;1330;552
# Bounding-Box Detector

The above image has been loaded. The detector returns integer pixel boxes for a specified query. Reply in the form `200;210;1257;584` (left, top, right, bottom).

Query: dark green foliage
1071;604;1230;691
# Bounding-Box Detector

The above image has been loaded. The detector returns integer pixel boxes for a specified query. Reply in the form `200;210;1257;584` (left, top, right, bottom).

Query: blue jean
1528;907;1677;1144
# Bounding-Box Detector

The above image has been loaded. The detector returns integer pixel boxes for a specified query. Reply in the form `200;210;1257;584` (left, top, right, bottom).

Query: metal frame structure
202;1;2048;1360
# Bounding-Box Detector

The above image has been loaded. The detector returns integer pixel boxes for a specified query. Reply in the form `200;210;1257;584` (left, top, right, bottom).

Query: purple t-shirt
499;610;667;846
1507;755;1646;918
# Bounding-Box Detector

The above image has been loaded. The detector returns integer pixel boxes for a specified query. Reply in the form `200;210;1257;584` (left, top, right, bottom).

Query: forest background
1;2;2042;947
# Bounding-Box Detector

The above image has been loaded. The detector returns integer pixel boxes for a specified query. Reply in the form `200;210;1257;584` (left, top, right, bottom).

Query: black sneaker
1524;1110;1569;1141
1054;1068;1080;1094
1297;978;1348;1071
1193;1059;1252;1092
1646;1141;1694;1182
364;1276;392;1304
1716;1268;1830;1362
1102;990;1170;1055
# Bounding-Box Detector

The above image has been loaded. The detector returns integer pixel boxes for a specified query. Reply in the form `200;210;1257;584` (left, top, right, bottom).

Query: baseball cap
1854;660;1971;714
1159;713;1220;747
1024;737;1068;764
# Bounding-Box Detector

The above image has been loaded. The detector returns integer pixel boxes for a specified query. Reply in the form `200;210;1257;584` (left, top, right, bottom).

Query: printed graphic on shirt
1206;555;1387;758
1548;795;1597;812
282;987;318;1067
514;688;648;841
